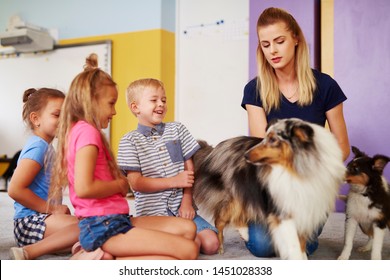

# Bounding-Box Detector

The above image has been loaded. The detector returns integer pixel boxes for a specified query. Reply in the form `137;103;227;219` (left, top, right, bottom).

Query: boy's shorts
193;215;218;234
166;208;217;234
13;213;50;246
79;214;133;251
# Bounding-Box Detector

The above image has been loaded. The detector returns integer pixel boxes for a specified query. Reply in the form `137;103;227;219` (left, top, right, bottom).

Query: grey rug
1;191;389;260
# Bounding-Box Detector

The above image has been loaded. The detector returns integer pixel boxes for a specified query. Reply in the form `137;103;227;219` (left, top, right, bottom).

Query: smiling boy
117;78;219;255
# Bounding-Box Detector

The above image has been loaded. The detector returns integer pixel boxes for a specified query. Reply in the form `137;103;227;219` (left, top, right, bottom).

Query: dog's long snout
344;175;352;184
245;146;267;165
245;147;259;163
244;151;251;162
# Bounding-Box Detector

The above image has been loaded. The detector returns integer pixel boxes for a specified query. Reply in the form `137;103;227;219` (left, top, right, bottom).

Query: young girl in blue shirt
8;88;79;260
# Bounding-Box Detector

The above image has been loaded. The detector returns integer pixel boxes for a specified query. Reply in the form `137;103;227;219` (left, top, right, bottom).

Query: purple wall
334;0;390;211
249;0;320;79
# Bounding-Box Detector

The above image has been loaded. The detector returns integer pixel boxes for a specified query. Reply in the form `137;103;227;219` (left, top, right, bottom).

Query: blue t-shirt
13;135;52;219
241;69;347;127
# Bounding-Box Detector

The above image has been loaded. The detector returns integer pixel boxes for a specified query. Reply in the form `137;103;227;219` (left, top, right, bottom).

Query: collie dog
193;118;345;259
338;146;390;260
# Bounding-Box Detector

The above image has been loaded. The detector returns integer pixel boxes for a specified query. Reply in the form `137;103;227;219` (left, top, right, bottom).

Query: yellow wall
0;162;9;175
60;29;175;155
321;0;334;130
161;30;176;122
321;0;334;76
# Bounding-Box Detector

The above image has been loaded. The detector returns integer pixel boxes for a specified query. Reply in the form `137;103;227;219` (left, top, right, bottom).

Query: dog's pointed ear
351;146;367;158
291;123;314;146
372;155;390;174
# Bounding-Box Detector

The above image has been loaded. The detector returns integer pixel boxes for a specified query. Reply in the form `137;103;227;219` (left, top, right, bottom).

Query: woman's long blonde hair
49;53;122;203
256;7;316;113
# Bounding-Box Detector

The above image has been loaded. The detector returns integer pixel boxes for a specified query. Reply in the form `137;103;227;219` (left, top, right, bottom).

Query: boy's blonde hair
126;78;165;116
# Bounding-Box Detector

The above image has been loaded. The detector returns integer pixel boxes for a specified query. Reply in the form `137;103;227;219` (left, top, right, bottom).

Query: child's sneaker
9;247;27;260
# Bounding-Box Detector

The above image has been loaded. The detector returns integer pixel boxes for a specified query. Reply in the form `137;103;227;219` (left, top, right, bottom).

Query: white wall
176;0;249;145
0;42;111;156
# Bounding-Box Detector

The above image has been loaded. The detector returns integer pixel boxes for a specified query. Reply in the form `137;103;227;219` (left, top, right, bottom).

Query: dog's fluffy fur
193;118;345;259
338;146;390;260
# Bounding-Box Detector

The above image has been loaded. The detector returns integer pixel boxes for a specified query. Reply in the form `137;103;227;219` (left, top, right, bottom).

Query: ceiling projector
0;15;54;53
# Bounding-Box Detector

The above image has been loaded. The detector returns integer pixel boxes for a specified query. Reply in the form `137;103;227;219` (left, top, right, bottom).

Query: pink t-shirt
67;121;129;218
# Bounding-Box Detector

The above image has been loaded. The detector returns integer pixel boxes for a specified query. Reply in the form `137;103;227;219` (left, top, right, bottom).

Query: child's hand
50;204;71;215
178;204;195;220
118;177;130;197
174;170;194;188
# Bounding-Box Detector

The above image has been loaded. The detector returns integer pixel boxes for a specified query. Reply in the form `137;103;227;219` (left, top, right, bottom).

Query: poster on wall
176;0;249;145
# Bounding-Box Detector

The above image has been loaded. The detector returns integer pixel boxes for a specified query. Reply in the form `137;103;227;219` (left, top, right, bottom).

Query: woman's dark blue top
241;69;347;126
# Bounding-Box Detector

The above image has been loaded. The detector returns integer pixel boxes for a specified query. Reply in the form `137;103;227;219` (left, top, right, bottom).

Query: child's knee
198;230;219;255
183;219;197;240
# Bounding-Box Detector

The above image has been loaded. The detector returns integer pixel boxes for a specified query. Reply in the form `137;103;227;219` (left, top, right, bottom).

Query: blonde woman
241;7;350;257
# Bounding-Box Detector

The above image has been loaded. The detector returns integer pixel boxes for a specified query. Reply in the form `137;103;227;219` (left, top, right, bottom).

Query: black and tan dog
193;118;345;259
338;146;390;260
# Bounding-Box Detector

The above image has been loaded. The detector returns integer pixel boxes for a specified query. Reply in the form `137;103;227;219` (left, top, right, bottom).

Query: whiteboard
0;41;111;156
176;0;249;146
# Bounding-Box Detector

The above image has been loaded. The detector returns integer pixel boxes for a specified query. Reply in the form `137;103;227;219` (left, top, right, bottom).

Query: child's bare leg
23;214;79;259
131;216;196;240
102;227;199;260
196;229;219;255
102;252;115;260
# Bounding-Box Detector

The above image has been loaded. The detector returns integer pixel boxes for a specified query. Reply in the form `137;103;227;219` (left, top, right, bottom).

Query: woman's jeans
244;222;322;257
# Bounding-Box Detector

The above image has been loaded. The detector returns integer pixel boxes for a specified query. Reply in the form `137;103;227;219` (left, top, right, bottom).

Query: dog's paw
357;245;371;252
237;227;249;242
337;253;350;260
371;253;382;260
218;245;225;255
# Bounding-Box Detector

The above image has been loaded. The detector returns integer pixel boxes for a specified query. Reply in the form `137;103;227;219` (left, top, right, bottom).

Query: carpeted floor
1;191;389;260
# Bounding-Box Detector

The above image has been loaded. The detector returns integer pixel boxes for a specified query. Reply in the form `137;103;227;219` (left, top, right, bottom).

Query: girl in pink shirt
49;54;198;260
